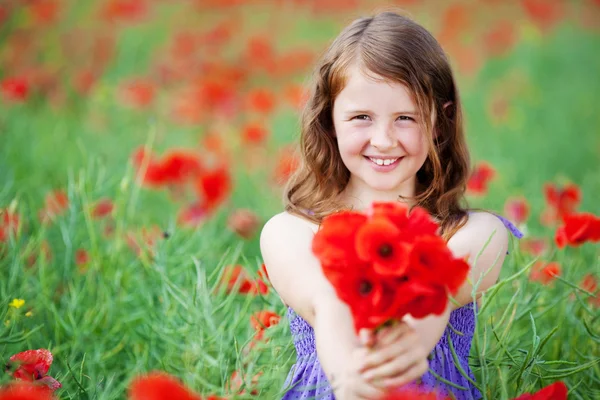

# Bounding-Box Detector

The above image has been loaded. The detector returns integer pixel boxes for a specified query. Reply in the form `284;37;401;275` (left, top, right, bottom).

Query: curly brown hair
284;10;471;240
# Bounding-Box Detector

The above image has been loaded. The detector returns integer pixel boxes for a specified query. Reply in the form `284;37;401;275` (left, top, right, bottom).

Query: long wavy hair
284;10;471;240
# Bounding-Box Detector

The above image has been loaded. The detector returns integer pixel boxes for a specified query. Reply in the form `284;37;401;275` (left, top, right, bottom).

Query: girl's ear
443;101;454;120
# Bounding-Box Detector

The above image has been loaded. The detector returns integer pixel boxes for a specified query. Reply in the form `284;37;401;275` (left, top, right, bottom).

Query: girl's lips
364;156;403;171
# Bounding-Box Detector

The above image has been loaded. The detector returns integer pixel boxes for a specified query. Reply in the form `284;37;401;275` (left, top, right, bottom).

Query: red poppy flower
91;198;114;219
250;310;280;331
403;281;448;319
119;79;155;108
195;166;231;212
541;183;581;225
101;0;148;23
246;88;275;114
403;206;440;238
484;20;517;57
512;380;567;400
355;216;410;276
555;212;600;248
241;122;269;145
7;349;61;391
371;202;409;230
273;147;300;184
159;150;204;185
128;371;201;400
42;190;69;219
226;370;261;396
409;236;469;293
530;261;561;284
0;209;20;242
28;0;59;25
1;76;29;102
219;265;268;295
519;237;548;256
504;197;529;225
467;162;496;195
227;209;259;239
75;249;89;266
0;382;54;400
312;211;367;268
283;84;308;110
521;0;564;32
322;264;384;330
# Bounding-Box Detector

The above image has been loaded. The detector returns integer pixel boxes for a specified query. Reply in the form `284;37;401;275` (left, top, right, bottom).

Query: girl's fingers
362;346;426;382
359;328;375;348
379;359;430;389
359;331;419;372
354;378;387;399
374;322;410;348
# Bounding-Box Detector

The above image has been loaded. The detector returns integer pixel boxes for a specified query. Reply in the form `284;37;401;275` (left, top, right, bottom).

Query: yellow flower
9;298;25;309
25;311;33;317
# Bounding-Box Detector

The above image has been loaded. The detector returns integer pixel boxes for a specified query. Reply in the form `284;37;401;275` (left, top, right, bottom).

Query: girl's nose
370;124;398;150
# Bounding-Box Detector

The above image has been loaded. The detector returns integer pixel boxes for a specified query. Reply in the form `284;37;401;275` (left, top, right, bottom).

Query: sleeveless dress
281;214;523;400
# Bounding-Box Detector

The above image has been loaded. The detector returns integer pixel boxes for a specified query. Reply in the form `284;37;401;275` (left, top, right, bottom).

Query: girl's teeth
369;157;397;166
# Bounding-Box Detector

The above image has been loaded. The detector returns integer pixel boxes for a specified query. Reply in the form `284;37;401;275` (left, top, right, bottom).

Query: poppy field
1;0;599;399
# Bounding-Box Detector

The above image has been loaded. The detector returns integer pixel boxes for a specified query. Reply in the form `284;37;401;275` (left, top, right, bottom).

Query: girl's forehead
334;65;416;107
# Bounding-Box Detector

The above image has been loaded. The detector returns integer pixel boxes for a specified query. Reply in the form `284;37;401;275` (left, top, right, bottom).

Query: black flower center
359;280;373;295
378;243;393;258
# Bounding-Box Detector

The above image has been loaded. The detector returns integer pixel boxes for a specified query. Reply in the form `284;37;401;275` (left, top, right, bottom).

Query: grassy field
1;1;599;399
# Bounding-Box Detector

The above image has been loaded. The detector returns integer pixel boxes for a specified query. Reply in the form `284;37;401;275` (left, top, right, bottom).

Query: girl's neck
337;176;418;212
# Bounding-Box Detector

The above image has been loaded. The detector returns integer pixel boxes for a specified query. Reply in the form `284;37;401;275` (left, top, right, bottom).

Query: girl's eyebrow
344;109;420;115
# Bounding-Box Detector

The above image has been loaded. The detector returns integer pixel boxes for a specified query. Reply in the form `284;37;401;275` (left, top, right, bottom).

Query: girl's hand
357;322;430;389
333;346;387;400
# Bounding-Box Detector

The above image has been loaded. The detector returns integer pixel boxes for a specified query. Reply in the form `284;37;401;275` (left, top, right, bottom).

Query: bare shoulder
260;211;318;246
260;211;331;319
448;211;509;261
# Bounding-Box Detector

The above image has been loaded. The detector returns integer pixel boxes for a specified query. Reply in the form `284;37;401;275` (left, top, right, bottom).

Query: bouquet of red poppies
312;202;470;333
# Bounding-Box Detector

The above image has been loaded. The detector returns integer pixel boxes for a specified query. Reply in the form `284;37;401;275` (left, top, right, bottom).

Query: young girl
260;10;523;400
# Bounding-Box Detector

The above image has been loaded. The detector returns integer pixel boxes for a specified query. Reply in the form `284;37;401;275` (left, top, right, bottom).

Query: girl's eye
397;116;414;121
351;115;371;121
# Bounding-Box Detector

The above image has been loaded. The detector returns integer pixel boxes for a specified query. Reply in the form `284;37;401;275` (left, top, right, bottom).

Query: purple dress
282;214;523;400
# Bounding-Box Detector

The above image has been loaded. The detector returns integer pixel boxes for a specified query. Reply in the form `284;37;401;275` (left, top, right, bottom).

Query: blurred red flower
226;370;261;396
28;0;60;25
177;202;207;228
312;211;367;267
467;162;496;195
579;273;600;308
383;385;449;399
521;0;564;32
246;88;275;114
504;197;529;225
128;371;201;400
0;382;54;400
541;182;581;226
530;261;561;285
227;209;260;239
512;380;567;399
194;165;231;212
519;237;548;256
241;122;269;145
7;349;61;391
101;0;148;23
484;20;517;57
250;310;281;331
1;77;29;102
38;190;69;224
91;198;114;219
273;147;300;184
554;212;600;248
0;209;20;242
75;249;89;266
283;84;308;110
219;265;268;296
119;79;155;108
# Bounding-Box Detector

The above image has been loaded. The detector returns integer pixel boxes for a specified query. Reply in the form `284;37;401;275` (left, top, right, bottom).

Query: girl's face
332;65;430;200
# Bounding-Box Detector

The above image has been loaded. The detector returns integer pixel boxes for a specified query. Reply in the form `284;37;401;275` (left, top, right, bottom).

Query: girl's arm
260;212;386;398
360;212;510;384
406;211;510;351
